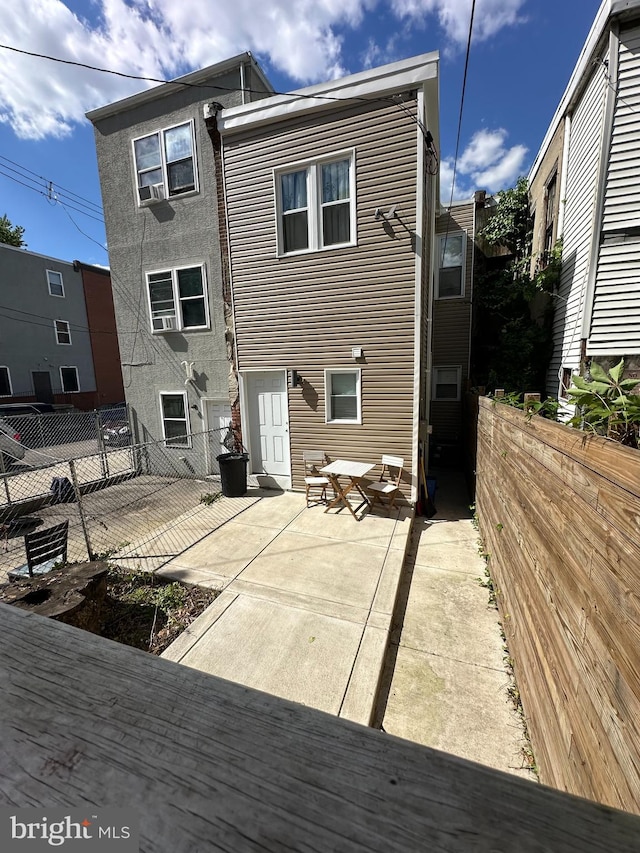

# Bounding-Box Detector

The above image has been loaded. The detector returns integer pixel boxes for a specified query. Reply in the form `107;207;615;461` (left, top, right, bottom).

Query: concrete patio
159;489;412;725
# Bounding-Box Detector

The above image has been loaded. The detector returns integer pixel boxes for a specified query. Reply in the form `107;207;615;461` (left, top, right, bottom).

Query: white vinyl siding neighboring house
549;56;608;394
531;5;640;400
590;24;640;355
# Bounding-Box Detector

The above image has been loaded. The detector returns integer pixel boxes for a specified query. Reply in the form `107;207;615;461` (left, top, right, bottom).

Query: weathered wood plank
1;604;639;852
476;398;640;814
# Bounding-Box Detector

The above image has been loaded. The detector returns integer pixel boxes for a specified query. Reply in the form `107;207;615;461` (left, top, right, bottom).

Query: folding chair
8;520;69;581
367;455;404;511
302;451;331;507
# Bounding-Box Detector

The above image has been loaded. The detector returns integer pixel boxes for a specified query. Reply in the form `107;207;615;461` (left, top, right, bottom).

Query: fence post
0;453;10;505
495;388;505;398
524;392;541;414
69;460;93;561
96;411;109;479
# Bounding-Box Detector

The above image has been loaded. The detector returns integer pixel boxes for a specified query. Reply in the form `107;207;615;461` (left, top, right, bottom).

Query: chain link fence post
68;460;94;561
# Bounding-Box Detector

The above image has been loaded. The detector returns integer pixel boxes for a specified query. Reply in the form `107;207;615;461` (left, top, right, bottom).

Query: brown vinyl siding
224;98;425;494
431;202;473;445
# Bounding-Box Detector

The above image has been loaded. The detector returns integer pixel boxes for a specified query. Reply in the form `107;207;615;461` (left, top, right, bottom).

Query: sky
0;0;603;267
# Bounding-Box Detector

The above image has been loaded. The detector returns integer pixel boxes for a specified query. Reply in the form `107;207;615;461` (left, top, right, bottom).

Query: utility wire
440;0;476;264
0;166;105;224
447;0;476;212
0;42;437;146
0;154;103;213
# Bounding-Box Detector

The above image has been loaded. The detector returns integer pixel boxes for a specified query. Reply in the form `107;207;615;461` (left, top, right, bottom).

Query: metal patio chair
8;520;69;581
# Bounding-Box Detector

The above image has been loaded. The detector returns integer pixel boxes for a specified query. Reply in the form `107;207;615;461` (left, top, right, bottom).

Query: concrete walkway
160;489;412;725
379;470;535;780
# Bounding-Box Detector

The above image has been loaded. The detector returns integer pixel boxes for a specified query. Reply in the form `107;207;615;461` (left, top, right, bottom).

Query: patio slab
161;491;412;725
166;593;366;715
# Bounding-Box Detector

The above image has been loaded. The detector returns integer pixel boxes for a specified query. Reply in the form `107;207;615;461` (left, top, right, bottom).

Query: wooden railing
476;396;640;814
1;602;639;850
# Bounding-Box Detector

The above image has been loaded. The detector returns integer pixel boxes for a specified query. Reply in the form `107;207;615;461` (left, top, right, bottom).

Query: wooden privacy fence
475;396;640;814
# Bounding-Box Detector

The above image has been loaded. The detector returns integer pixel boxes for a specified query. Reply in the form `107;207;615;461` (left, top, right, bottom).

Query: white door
245;371;290;476
204;399;232;474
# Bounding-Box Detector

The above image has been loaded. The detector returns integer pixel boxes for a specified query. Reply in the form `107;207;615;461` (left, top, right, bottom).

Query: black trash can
217;452;249;497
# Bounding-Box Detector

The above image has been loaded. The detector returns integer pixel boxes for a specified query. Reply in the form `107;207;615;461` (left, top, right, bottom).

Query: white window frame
159;391;192;448
145;264;209;333
432;366;462;402
60;366;79;394
274;149;356;257
436;232;466;300
54;319;72;345
132;119;198;206
46;269;65;298
324;368;362;424
0;366;12;397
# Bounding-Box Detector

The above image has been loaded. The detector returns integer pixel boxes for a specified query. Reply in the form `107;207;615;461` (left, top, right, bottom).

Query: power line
447;0;476;212
0;166;105;224
0;154;103;213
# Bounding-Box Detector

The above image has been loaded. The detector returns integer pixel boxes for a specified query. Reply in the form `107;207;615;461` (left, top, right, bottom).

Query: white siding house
529;0;640;398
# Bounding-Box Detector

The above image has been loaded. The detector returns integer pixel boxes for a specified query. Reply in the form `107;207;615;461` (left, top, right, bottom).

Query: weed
501;630;538;776
200;491;222;505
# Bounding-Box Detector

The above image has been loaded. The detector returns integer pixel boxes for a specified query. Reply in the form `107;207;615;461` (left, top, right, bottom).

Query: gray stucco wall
90;66;265;462
0;244;96;399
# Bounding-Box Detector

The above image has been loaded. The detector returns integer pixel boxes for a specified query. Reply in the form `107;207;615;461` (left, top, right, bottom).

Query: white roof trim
219;51;439;133
529;0;640;183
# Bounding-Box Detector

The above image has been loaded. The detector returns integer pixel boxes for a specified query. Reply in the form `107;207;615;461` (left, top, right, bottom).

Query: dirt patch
101;565;219;655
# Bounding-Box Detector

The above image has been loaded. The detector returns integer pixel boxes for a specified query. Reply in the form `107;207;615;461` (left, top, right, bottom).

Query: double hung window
325;369;361;424
133;121;197;203
147;265;208;332
47;270;65;297
436;233;465;299
55;320;71;345
160;392;190;447
277;152;355;255
432;367;462;401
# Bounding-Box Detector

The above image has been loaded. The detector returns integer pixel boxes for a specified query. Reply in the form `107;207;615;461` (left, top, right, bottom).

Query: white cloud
391;0;526;45
0;0;526;141
0;0;373;139
441;128;528;201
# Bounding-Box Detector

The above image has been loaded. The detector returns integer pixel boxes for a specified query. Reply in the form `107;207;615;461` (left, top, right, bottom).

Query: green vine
473;177;561;394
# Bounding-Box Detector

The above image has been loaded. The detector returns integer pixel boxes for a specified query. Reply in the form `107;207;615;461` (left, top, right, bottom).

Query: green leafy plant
567;359;640;447
473;178;561;394
200;491;222;505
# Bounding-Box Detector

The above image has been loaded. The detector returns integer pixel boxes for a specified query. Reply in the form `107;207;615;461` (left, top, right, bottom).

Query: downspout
239;62;247;105
203;102;243;452
412;87;426;506
580;24;619;353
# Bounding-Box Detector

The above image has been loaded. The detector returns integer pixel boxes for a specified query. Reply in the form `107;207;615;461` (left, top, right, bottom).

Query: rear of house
87;55;273;475
431;199;476;467
219;54;439;500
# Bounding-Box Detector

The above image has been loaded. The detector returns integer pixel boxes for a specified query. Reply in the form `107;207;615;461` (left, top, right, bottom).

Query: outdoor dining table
320;459;375;520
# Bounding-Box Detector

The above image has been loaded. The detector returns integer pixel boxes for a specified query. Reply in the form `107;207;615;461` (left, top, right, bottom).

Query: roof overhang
529;0;640;183
86;52;273;124
219;51;439;135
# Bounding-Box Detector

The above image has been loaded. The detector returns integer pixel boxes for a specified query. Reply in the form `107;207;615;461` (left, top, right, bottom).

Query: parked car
100;406;131;447
0;418;26;466
0;402;54;418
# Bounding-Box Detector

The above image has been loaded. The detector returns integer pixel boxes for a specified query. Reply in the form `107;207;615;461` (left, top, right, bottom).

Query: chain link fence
0;405;132;473
0;427;252;583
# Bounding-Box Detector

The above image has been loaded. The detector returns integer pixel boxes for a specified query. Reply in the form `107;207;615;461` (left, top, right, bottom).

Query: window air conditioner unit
155;316;176;332
139;184;164;206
